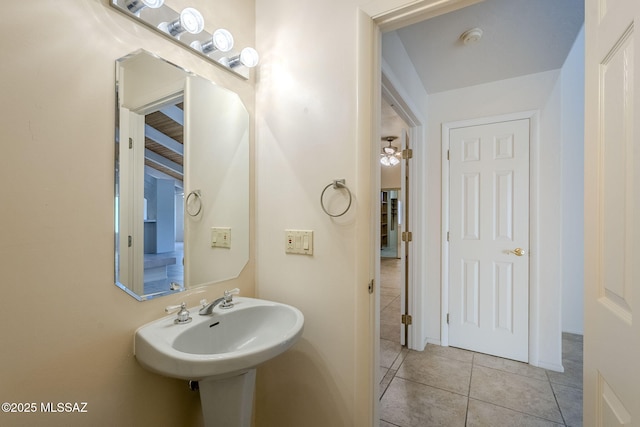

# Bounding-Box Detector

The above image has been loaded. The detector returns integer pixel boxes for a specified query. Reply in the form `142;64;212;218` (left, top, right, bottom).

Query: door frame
381;64;426;351
441;110;542;366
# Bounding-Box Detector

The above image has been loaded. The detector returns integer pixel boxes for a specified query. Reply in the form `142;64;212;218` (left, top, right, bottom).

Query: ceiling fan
380;136;401;166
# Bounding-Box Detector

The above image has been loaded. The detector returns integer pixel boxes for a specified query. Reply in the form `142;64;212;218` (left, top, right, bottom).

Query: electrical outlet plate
211;227;231;248
285;230;313;255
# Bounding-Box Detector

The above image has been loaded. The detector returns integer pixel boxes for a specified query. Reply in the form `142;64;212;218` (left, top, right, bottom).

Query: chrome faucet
199;288;239;315
165;302;192;324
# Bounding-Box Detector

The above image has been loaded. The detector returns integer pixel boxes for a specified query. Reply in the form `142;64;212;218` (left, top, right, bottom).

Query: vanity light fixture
191;29;234;54
110;0;259;79
158;7;205;37
221;47;260;68
125;0;164;15
380;136;401;166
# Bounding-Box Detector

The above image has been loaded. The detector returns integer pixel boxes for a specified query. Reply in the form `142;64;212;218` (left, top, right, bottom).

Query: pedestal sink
134;297;304;427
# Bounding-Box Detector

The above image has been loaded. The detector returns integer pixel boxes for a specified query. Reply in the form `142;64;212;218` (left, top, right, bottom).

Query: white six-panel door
584;0;640;424
448;119;530;362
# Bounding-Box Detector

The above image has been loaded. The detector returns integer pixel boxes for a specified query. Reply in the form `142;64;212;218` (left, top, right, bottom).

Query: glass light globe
380;156;391;166
143;0;164;8
239;47;260;68
212;29;234;52
180;8;205;35
389;156;400;166
383;146;396;155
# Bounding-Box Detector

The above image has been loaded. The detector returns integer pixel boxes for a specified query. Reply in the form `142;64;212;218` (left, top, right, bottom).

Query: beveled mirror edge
114;49;251;301
110;0;250;80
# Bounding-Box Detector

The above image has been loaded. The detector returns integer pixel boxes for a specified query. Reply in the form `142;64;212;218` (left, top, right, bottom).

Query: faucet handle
165;303;184;313
224;288;240;299
221;288;240;308
165;302;192;324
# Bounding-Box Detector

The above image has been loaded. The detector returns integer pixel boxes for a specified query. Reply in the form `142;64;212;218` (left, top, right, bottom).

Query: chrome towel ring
186;190;203;217
320;179;352;217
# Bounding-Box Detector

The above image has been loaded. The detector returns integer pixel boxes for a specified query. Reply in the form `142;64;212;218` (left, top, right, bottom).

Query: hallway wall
254;0;382;424
560;26;585;335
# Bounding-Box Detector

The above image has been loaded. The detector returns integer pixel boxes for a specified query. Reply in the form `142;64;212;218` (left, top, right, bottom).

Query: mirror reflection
115;50;249;300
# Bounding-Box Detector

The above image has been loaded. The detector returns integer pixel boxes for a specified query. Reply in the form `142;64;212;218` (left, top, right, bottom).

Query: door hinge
129;137;133;149
402;314;413;325
368;279;374;294
446;313;450;324
447;149;450;160
447;231;450;242
402;148;413;159
128;235;132;247
402;231;413;242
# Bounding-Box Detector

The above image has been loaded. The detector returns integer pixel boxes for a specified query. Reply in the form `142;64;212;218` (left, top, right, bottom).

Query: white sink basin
134;297;304;380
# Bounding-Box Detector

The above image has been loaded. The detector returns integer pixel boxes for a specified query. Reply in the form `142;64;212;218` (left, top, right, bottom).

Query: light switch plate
285;230;313;255
211;227;231;248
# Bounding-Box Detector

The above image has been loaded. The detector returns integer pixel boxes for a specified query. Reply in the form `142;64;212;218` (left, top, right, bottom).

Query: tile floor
379;258;583;426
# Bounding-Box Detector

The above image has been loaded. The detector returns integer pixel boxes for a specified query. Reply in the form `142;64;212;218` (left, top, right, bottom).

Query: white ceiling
388;0;584;94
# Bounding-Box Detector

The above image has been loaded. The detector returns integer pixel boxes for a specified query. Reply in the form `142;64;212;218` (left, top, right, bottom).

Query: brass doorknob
510;248;526;256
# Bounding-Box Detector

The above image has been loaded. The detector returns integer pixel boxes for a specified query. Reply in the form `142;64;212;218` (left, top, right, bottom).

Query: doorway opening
377;72;425;401
142;101;185;297
367;0;584;424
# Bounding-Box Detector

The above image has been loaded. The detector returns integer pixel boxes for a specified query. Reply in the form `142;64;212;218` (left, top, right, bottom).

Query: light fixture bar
110;0;257;79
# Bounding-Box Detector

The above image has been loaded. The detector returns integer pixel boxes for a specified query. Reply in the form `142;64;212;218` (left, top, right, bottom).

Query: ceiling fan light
380;156;391;166
389;156;400;166
383;146;396;155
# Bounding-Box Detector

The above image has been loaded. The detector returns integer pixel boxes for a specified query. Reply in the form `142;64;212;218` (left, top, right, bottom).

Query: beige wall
254;1;377;425
253;0;397;422
1;1;255;425
381;164;401;189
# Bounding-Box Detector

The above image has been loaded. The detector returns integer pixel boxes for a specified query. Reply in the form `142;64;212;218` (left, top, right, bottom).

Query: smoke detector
460;28;483;45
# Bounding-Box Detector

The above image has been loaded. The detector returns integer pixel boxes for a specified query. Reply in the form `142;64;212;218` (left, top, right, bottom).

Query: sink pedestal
199;369;256;427
134;298;304;426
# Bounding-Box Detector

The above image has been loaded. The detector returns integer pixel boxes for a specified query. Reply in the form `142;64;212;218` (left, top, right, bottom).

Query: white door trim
441;110;542;366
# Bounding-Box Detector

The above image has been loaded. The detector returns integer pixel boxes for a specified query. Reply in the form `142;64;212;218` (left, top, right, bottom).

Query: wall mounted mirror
115;50;249;300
